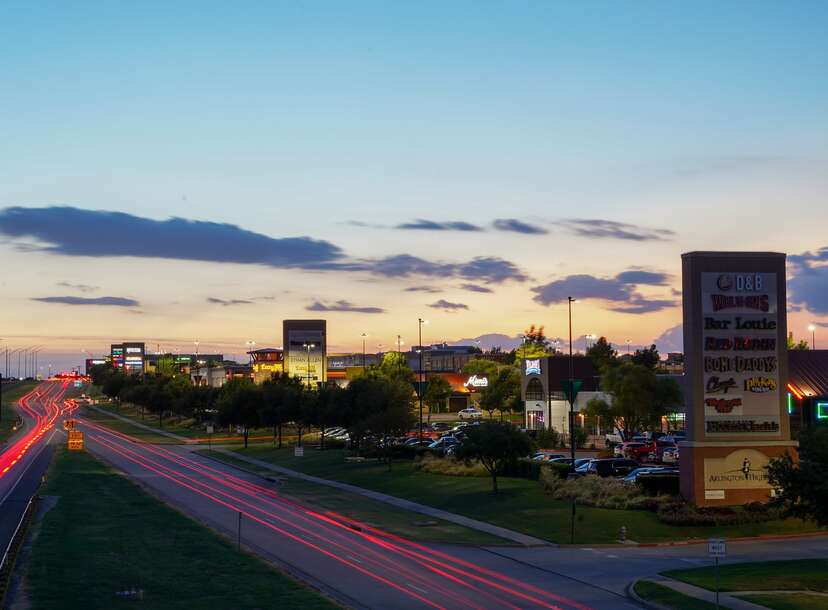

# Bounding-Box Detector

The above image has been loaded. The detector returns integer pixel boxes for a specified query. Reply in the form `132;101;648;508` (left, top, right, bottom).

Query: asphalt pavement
0;381;70;559
78;415;648;610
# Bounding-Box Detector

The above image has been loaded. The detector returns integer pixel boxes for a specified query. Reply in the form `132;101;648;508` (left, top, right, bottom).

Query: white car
457;408;483;420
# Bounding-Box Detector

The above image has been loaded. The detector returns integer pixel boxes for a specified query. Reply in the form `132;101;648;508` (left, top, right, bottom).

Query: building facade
283;320;327;388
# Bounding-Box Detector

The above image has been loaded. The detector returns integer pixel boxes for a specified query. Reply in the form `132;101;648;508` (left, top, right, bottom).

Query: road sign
294;446;304;457
206;425;214;434
708;538;726;558
563;379;583;403
63;419;76;431
68;430;84;451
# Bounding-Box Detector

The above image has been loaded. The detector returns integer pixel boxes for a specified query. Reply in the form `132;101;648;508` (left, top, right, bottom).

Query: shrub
414;454;488;477
536;428;561;449
572;427;588;449
636;474;680;496
502;458;542;480
547;462;572;480
656;502;782;526
539;470;669;510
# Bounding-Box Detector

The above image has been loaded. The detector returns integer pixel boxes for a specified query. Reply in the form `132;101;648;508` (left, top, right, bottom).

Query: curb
626;579;672;610
634;530;828;547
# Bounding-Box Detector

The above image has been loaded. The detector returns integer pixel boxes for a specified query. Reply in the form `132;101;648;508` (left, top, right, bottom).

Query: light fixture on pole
625;339;631;355
808;324;817;350
194;341;200;357
303;342;316;388
361;333;368;368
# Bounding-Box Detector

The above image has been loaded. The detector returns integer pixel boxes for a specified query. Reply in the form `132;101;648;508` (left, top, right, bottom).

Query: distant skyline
2;2;827;372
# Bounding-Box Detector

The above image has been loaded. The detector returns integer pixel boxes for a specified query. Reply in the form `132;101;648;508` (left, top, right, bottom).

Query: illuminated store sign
525;359;541;375
463;375;488;388
702;272;780;437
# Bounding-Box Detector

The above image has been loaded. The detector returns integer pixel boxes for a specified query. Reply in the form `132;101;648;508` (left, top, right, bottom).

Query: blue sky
2;2;827;370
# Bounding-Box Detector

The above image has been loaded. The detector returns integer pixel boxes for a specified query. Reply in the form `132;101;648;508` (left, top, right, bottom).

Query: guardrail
0;495;39;606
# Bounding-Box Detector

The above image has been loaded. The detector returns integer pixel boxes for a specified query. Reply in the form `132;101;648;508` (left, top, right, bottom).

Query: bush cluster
656;502;782;526
414;454;488;477
540;470;668;510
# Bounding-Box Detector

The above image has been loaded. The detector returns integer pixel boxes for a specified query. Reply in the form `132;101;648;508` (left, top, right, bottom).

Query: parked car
549;457;593;469
531;452;567;462
427;436;459;453
621;466;678;485
649;439;679;462
458;408;483;420
661;447;679;464
431;422;452;431
573;458;639;478
604;433;624;447
614;441;651;459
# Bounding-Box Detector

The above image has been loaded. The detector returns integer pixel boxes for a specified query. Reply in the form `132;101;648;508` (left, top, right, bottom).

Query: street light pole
568;296;577;545
418;318;425;442
361;333;367;368
808;324;817;350
303;343;315;388
567;297;576;473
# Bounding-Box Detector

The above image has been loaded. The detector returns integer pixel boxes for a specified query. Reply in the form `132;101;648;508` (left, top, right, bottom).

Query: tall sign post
680;252;797;506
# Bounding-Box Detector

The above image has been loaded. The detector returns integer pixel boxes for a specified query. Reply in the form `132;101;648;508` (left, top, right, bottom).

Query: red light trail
78;416;593;610
0;380;70;479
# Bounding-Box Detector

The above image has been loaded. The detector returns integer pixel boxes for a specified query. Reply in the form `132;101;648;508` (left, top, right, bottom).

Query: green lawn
225;446;820;545
633;580;722;610
664;560;828;593
1;381;36;443
26;447;337;610
199;449;505;545
738;593;828;610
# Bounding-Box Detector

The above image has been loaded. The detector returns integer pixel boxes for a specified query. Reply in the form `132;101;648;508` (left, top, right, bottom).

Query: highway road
77;415;646;610
0;381;71;558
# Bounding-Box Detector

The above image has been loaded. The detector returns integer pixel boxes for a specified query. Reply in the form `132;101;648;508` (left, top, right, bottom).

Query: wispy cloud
56;281;99;293
673;154;789;177
428;299;469;311
788;246;828;315
364;255;527;283
531;270;677;314
206;297;253;306
559;219;675;242
396;219;483;232
460;283;493;293
306;300;385;314
492;218;548;235
32;295;139;307
404;286;443;294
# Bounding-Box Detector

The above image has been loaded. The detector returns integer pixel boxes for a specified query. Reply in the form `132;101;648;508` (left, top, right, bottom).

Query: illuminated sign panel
701;273;780;436
817;402;828;420
463;375;488;388
525;359;541;375
284;321;326;387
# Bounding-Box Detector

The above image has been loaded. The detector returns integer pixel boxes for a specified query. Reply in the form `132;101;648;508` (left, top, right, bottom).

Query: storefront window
526;411;545;430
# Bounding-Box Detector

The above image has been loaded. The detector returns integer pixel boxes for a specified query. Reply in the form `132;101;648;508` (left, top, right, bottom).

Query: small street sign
294;446;304;457
63;419;76;431
206;425;214;434
707;538;726;558
67;430;84;451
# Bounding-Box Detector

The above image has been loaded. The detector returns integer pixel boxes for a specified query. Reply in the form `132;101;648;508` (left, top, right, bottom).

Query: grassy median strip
198;449;506;545
664;559;828;593
633;580;723;610
0;381;36;444
737;593;828;610
229;446;818;545
26;447;337;610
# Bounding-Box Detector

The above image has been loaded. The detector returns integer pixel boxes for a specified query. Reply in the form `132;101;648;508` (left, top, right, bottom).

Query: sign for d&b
67;430;84;451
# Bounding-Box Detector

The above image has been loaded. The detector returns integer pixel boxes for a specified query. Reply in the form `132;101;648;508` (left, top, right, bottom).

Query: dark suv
575;458;639;478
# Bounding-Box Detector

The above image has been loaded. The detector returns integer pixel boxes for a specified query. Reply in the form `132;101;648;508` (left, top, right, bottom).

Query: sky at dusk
2;2;828;372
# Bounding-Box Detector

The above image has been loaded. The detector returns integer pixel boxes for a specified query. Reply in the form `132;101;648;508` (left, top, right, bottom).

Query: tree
461;358;499;379
631;344;660;370
154;355;177;378
583;363;682;438
342;376;414;457
586;336;618;373
479;367;521;420
217;378;261;448
787;333;809;350
307;383;344;449
423;376;452;416
260;374;303;448
454;422;533;494
378;352;415;383
102;370;131;402
768;429;828;526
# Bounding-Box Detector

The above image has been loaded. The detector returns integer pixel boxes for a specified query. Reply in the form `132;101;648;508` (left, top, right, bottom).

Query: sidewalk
644;576;770;610
86;406;549;547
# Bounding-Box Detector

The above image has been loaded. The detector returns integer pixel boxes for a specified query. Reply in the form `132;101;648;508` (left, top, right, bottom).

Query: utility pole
361;333;367;368
568;296;577;545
